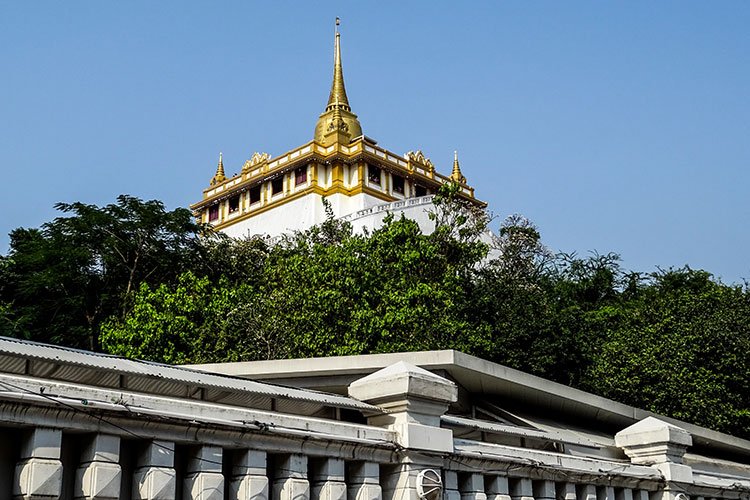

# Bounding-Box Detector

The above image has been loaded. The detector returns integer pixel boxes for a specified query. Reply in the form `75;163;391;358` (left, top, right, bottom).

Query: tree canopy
2;191;750;439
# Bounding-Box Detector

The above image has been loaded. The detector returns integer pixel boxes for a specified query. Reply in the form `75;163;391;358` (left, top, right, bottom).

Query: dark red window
228;195;240;213
271;177;283;195
249;185;261;204
368;165;381;185
208;204;219;221
392;175;405;194
295;167;307;186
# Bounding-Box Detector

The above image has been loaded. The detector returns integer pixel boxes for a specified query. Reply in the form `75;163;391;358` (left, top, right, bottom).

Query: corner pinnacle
451;150;467;184
210;151;227;186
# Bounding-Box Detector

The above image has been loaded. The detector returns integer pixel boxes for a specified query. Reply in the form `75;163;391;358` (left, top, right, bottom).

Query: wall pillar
311;458;346;500
273;455;309;500
74;434;121;500
185;446;223;500
13;428;63;500
615;417;694;500
348;362;458;500
230;450;268;500
132;440;176;500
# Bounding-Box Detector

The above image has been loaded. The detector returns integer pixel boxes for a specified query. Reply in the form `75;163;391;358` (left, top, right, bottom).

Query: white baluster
13;428;63;500
74;434;121;500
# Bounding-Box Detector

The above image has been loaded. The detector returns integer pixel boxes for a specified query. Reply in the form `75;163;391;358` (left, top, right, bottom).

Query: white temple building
190;25;485;239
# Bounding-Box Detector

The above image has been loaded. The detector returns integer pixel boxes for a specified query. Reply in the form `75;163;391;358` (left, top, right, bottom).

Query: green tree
101;272;239;364
1;195;205;350
583;268;750;437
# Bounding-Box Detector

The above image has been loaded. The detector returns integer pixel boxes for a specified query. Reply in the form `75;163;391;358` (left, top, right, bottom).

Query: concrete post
185;446;224;500
510;478;533;500
74;434;121;500
460;473;486;500
443;471;460;500
348;362;458;500
231;450;268;500
273;454;309;500
348;462;381;500
132;440;176;500
486;476;511;500
311;458;346;500
13;428;64;500
615;417;694;500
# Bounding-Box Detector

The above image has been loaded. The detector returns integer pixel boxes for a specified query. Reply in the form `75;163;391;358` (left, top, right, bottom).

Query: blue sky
1;2;749;282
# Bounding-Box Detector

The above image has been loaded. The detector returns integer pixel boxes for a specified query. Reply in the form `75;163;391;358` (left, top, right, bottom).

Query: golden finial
210;151;227;186
451;150;467;184
327;17;350;111
314;18;363;144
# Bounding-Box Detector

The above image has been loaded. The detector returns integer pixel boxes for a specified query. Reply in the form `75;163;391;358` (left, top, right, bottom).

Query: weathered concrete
230;450;268;500
132;440;176;500
184;446;223;500
74;434;121;500
13;428;63;500
273;454;309;500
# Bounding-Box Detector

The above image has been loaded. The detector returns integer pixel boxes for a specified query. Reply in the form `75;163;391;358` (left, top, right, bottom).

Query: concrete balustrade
13;428;64;500
0;342;745;500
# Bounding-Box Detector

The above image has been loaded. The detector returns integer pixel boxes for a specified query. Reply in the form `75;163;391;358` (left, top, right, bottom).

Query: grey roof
0;336;381;415
189;349;750;459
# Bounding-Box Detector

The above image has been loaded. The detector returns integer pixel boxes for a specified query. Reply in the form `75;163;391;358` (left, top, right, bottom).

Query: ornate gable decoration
405;150;435;171
242;152;271;172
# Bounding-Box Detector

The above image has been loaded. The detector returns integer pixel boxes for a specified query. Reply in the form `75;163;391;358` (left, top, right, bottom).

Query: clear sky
1;2;749;282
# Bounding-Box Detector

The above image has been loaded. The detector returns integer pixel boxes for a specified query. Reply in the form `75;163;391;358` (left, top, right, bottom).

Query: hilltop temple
191;23;485;238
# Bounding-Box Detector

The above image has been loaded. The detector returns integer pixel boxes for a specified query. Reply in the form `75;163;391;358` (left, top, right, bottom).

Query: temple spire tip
451;150;466;184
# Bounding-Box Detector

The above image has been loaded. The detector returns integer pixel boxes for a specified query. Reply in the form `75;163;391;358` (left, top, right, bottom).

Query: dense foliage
2;191;750;439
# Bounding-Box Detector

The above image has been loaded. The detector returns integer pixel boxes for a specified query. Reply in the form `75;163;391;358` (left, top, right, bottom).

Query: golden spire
326;18;350;112
210;152;226;185
314;18;362;145
451;150;467;184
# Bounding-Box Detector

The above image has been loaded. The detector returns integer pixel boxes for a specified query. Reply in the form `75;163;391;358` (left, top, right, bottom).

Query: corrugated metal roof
0;336;381;414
